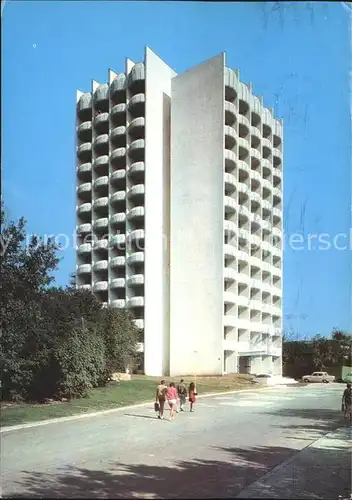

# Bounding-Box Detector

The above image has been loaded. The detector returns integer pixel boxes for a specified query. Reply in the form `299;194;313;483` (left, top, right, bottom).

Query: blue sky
2;1;351;337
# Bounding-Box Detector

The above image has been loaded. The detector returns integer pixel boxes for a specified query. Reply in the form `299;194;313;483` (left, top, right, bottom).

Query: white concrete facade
75;48;283;377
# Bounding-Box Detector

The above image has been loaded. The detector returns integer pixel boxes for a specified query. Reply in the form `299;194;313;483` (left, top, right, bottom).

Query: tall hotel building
75;48;283;377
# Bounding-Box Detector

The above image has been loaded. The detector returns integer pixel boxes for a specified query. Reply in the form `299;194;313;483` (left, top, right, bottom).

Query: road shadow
124;413;158;420
262;407;346;435
5;437;351;499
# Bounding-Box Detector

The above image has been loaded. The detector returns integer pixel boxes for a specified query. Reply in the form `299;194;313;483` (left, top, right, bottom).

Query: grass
0;374;254;428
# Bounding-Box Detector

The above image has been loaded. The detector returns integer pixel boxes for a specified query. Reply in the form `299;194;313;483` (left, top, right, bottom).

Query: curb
0;385;274;434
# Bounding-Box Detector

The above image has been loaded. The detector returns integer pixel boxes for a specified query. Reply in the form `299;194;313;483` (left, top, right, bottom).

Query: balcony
111;299;126;308
238;137;250;158
238;181;249;197
77;93;92;120
127;274;144;287
77;243;91;255
237;113;250;130
77;202;91;217
128;184;145;199
224;149;237;172
77;263;91;275
129;117;145;139
94;84;109;107
94;155;109;174
111;126;126;147
77;142;92;161
262;162;272;182
262;108;273;127
77;182;92;201
94;134;109;154
79;284;92;292
224;67;239;101
127;296;144;308
251;148;261;165
224;220;238;237
127;206;144;221
134;319;144;330
93;260;108;272
93;112;109;133
111;147;126;166
224;267;237;283
224;172;237;193
127;251;144;265
111;234;126;247
110;213;126;228
94;239;109;252
111;103;126;124
130;229;145;244
110;256;126;268
110;278;126;289
77;162;92;181
128;139;145;162
262;178;272;193
225;125;237;151
273;207;281;219
110;169;126;186
128;93;145;116
225;101;236;126
93;217;108;231
128;161;145;180
224;290;237;304
237;295;250;308
224;244;237;260
128;63;145;93
110;212;126;227
77;223;91;235
77;121;92;142
110;74;126;101
238;160;250;177
238;205;250;219
94;281;108;292
224;196;237;215
110;191;126;206
272;166;282;183
94;176;108;191
93;197;108;213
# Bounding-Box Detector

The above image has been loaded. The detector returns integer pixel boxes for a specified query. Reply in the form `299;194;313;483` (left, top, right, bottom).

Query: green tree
98;307;139;381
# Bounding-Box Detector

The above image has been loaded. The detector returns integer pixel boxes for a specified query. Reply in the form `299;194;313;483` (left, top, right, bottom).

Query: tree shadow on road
6;436;351;499
263;407;347;436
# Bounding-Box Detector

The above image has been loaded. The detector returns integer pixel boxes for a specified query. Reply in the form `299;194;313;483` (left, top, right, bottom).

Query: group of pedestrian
155;379;197;421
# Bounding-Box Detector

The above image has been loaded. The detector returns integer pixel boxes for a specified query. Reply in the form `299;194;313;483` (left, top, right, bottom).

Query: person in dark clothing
177;379;187;412
342;383;352;423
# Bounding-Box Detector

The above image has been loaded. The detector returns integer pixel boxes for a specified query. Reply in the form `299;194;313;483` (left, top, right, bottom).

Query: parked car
302;371;335;383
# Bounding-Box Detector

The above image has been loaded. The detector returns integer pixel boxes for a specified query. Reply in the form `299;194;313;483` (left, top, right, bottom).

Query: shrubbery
0;207;140;402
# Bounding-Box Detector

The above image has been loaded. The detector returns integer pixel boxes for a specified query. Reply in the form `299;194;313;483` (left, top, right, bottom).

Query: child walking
189;382;197;412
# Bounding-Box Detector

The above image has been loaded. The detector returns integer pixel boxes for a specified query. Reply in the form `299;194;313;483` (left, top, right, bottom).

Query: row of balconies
223;316;281;333
224;125;282;165
77;161;144;183
223;338;282;357
225;149;282;181
76;230;144;253
224;297;282;317
77;184;144;204
224;67;282;142
77;115;145;143
77;65;145;118
77;138;145;163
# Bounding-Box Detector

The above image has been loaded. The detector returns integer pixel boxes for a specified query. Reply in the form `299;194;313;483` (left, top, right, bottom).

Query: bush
0;206;140;403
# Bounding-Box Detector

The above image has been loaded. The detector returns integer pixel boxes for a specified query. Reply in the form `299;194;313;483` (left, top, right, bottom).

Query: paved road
0;383;350;498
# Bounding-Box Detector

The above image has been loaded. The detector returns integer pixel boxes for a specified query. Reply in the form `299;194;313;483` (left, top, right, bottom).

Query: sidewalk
237;426;352;499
